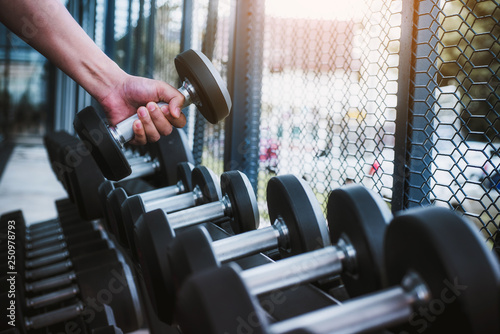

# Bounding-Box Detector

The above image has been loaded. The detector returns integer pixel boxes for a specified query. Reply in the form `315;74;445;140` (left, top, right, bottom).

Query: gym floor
0;138;67;225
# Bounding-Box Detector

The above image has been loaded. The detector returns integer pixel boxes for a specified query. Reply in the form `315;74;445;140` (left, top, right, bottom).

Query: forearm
0;0;127;102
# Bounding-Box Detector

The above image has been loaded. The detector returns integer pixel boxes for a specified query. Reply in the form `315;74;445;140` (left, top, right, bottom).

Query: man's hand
99;75;188;145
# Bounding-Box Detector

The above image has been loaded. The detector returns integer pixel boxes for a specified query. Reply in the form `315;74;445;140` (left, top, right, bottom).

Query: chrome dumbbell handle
26;250;70;269
111;83;193;146
139;180;185;202
26;242;67;258
145;186;201;213
26;285;79;309
167;195;231;230
26;271;77;293
25;302;84;330
268;272;430;334
26;259;72;280
212;224;281;263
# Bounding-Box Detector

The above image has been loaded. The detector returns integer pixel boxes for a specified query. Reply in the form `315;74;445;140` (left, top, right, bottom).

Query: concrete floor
0;140;68;225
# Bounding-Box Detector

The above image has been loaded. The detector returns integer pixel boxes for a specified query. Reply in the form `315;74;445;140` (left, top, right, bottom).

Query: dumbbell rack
1;131;348;334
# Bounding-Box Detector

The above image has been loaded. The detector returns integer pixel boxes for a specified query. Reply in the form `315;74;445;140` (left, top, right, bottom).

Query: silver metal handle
25;302;84;330
26;271;77;293
213;226;278;263
111;85;191;145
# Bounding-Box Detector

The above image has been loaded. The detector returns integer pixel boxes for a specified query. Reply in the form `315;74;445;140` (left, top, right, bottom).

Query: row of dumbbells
50;123;500;334
0;201;140;334
107;161;500;334
4;45;500;334
0;48;234;334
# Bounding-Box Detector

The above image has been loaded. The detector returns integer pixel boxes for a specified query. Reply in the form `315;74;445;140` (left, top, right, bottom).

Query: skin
0;0;186;144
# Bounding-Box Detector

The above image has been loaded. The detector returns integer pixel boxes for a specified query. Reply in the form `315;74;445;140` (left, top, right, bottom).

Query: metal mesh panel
258;0;402;217
406;0;500;244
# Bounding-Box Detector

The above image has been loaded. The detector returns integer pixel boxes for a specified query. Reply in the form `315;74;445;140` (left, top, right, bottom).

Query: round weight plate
66;238;112;259
176;264;268;334
192;166;221;203
73;106;131;181
98;180;116;205
385;207;500;334
78;262;143;332
120;196;146;252
168;226;220;292
134;209;176;319
106;188;130;245
220;171;259;234
174;49;232;124
150;128;194;186
327;184;392;297
177;162;194;192
267;175;331;258
65;145;106;220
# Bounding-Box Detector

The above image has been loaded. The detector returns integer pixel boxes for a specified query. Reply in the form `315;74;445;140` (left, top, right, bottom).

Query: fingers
157;81;185;119
159;104;187;128
131;102;174;145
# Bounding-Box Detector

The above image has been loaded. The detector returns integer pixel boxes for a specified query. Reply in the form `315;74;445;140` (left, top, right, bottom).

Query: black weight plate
78;262;143;332
106;188;130;246
150;128;194;186
220;171;259;234
176;264;267;334
99;180;116;207
134;209;176;319
74;106;131;181
168;226;220;294
192;166;221;203
328;184;391;297
120;195;146;252
267;175;331;258
66;238;113;259
177;162;194;192
385;207;500;334
174;49;231;124
65;146;106;220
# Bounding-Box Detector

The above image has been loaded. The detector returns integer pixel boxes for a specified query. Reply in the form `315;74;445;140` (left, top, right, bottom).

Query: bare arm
0;0;186;144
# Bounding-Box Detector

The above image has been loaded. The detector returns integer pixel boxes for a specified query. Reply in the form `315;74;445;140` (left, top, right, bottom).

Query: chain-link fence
400;0;499;244
48;0;498;243
150;0;499;239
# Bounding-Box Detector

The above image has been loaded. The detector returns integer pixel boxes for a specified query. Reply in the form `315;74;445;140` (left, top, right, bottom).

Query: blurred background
0;0;499;246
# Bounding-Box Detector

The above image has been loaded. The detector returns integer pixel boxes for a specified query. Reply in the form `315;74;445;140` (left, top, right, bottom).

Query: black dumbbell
24;220;102;248
168;181;391;310
120;165;221;252
103;162;195;246
69;129;194;220
2;261;143;333
177;206;500;334
1;231;111;280
74;49;231;181
134;171;259;313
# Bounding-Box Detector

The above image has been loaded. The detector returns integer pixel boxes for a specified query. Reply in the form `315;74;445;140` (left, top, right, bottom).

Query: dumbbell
2;261;143;333
1;232;112;281
134;170;259;315
169;182;391;306
177;206;500;334
103;162;195;247
21;232;113;279
22;252;126;306
1;215;110;272
67;129;194;220
24;220;102;247
119;165;222;252
74;49;231;181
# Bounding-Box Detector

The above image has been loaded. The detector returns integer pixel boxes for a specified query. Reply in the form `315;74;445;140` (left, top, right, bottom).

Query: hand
99;74;187;145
